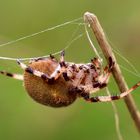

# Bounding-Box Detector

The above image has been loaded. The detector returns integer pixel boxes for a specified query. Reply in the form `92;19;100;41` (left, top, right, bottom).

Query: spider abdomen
24;59;77;107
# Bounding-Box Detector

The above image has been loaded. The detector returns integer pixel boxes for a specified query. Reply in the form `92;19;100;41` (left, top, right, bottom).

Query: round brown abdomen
24;59;76;107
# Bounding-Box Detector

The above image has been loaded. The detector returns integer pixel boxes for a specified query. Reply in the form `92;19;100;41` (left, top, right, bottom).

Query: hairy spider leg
72;69;85;87
100;56;114;84
69;57;114;97
29;54;55;64
81;81;140;102
102;57;114;73
51;50;67;80
91;56;114;88
17;51;67;81
91;58;101;68
0;71;23;80
78;57;140;102
73;56;115;100
78;68;111;95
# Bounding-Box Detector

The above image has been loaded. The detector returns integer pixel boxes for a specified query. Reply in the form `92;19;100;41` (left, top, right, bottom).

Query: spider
0;51;140;107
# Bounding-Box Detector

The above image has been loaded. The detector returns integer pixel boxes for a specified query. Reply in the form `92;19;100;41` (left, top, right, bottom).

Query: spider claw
91;57;100;68
50;54;55;59
108;56;115;69
17;59;21;65
61;50;65;57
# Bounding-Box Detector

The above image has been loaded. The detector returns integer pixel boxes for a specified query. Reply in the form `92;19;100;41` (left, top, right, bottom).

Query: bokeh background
0;0;140;140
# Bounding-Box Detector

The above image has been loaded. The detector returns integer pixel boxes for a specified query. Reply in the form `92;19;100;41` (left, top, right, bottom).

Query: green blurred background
0;0;140;140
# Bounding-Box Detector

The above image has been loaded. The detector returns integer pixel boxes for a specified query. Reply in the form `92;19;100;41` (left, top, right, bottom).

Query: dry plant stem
106;88;123;140
84;12;140;133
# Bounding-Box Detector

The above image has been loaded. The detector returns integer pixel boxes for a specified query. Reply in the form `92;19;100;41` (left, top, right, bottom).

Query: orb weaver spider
0;50;139;107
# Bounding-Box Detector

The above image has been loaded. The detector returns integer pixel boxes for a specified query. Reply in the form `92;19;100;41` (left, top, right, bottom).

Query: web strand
84;23;103;63
112;49;139;75
105;31;140;76
0;33;84;61
119;64;140;78
0;17;84;61
0;15;139;79
0;17;83;48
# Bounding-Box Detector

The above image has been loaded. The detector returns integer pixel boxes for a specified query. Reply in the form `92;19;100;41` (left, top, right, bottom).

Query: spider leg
92;72;111;90
50;50;67;80
0;71;23;80
91;57;101;69
104;57;114;73
17;50;67;81
72;70;85;86
93;57;114;88
17;59;52;81
80;81;140;102
70;58;114;94
29;54;55;63
60;50;65;62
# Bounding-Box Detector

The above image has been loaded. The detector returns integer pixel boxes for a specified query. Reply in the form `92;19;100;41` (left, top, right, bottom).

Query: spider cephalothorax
0;51;140;107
